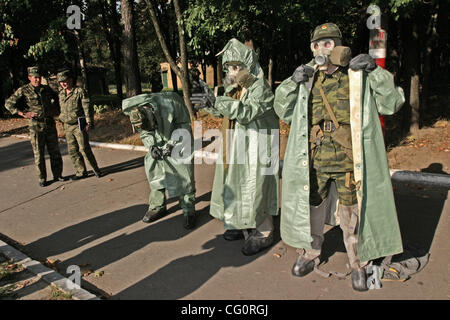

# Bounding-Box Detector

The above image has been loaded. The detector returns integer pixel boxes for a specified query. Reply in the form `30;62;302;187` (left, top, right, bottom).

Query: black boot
39;180;47;187
223;229;245;241
142;208;167;223
292;255;316;277
351;267;368;292
183;213;196;230
241;231;274;256
53;176;67;182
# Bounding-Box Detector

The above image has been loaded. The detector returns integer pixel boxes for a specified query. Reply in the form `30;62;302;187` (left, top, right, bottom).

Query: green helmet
311;23;342;42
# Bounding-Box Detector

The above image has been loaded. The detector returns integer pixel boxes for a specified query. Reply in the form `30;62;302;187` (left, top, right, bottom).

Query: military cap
27;66;41;77
57;69;73;82
311;23;342;42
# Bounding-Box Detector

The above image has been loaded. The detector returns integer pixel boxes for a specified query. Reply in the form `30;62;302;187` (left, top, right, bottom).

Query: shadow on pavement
24;204;148;258
393;181;448;253
113;233;263;300
0;140;34;173
100;156;145;176
319;179;448;264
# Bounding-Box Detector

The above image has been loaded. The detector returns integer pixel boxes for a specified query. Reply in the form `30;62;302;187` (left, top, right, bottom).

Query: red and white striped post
369;27;387;136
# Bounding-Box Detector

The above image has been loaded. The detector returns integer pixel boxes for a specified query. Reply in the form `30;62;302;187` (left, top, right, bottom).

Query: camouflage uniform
57;70;100;177
4;67;63;183
309;68;357;206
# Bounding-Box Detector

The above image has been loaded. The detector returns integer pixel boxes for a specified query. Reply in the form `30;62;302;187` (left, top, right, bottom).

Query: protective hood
122;93;153;116
218;38;263;78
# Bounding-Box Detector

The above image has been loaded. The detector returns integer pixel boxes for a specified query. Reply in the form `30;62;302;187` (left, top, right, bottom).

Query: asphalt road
0;135;448;300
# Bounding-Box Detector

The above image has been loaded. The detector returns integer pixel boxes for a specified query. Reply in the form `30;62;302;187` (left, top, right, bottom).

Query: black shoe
292;255;316;277
93;170;103;178
71;173;87;181
53;176;67;182
351;268;368;292
223;229;245;241
39;180;47;187
241;232;274;256
142;208;167;223
183;213;196;230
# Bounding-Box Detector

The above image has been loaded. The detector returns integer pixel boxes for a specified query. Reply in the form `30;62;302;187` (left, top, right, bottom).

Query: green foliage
93;104;109;114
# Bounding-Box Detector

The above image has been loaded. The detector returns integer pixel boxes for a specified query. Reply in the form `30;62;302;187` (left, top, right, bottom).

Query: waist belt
31;117;53;122
320;120;336;133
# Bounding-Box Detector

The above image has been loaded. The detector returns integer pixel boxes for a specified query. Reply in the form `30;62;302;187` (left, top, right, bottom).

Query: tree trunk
217;59;223;86
145;0;194;120
121;0;142;97
74;30;89;93
268;56;274;89
173;0;194;120
405;20;421;134
171;68;178;92
212;54;218;87
98;0;123;100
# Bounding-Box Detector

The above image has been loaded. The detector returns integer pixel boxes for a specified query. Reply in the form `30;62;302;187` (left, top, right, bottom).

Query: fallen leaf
82;270;93;277
60;186;65;190
108;178;114;182
94;270;105;277
273;253;281;258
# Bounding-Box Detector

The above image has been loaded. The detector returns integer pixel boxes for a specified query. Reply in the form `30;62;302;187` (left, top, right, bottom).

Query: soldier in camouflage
277;23;377;291
5;66;64;187
57;70;102;180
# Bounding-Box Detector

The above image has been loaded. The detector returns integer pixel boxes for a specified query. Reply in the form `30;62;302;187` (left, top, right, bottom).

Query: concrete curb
390;169;450;188
9;133;449;188
0;240;99;300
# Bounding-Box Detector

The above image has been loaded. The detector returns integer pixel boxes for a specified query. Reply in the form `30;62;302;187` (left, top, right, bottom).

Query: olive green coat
274;66;405;262
207;39;280;230
122;92;195;198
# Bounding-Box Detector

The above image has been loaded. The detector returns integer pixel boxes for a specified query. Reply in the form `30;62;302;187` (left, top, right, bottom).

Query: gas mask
311;38;351;71
223;62;246;87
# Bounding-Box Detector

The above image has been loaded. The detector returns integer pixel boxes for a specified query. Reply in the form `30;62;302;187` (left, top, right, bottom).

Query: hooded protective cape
207;38;280;229
274;65;404;262
122;92;195;198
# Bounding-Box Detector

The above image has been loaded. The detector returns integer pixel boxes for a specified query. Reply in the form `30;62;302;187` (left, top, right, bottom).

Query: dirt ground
0;112;448;174
0;253;72;300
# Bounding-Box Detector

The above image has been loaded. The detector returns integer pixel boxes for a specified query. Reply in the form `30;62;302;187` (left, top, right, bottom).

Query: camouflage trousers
304;202;366;269
149;188;195;216
29;119;63;182
63;123;99;176
309;170;357;206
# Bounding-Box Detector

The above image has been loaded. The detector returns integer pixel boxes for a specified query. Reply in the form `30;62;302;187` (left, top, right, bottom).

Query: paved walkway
0;135;448;299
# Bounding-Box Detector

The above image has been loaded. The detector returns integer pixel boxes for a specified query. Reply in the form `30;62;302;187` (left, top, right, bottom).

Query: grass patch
50;285;72;300
0;283;17;298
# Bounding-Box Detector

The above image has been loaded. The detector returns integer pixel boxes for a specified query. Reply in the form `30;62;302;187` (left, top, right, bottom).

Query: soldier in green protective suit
122;93;196;229
5;66;64;187
57;70;103;180
191;38;280;256
274;23;405;291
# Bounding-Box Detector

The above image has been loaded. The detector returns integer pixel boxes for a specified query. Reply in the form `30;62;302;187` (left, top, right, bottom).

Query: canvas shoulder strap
317;83;340;129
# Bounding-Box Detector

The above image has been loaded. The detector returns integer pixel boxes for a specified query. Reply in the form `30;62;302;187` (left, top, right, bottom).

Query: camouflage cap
27;66;40;77
57;69;73;82
311;23;342;42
